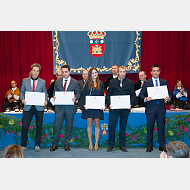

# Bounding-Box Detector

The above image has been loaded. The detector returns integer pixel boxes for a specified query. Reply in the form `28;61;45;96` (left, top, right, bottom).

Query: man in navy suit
139;64;170;152
19;63;48;152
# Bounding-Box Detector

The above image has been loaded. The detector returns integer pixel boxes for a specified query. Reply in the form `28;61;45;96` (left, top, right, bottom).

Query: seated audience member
78;69;88;110
134;71;147;107
104;65;118;93
1;144;24;158
160;141;189;158
47;70;63;109
172;80;189;109
50;79;55;84
3;80;20;112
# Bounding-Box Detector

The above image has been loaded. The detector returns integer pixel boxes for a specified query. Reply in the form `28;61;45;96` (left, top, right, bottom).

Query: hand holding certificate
54;91;74;105
85;96;105;109
25;92;45;106
147;85;169;100
110;95;131;109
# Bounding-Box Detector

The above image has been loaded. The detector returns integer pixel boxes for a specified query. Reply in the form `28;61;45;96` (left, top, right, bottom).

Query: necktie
33;80;35;92
63;80;67;91
155;79;158;87
155;79;159;104
120;79;122;87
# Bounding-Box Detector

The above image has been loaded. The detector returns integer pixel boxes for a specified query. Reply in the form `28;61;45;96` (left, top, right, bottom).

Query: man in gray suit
50;64;81;151
19;63;48;152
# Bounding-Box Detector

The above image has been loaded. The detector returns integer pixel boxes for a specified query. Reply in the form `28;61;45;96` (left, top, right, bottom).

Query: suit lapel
27;77;33;91
67;78;72;91
35;78;41;92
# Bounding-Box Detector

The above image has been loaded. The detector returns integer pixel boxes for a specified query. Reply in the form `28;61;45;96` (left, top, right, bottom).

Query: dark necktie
120;79;122;87
155;79;159;104
63;80;67;91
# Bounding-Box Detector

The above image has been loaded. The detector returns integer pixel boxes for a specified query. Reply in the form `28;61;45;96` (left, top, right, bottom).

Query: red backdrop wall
1;31;190;111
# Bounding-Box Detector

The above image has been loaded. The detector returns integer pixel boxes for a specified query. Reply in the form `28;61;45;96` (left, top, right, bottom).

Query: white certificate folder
55;91;74;105
111;95;130;109
86;96;105;109
25;92;45;106
147;85;169;100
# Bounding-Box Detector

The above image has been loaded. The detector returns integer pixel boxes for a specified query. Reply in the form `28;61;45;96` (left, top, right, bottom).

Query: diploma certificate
111;95;130;109
85;96;105;109
55;91;74;105
25;92;45;106
147;85;169;100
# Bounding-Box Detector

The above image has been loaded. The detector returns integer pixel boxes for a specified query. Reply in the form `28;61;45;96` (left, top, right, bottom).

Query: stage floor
1;146;189;158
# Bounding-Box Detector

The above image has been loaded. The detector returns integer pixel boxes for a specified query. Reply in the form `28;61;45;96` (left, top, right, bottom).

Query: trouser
52;109;74;146
146;106;165;147
21;105;44;147
108;109;129;147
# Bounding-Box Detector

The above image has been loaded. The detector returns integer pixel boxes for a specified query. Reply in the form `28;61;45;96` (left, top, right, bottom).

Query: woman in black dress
81;67;104;151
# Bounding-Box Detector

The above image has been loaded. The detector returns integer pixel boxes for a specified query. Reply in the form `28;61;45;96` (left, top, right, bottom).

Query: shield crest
101;123;108;136
87;31;106;57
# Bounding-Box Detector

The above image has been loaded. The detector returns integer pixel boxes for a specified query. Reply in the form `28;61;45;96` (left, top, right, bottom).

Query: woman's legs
94;118;100;150
87;118;93;150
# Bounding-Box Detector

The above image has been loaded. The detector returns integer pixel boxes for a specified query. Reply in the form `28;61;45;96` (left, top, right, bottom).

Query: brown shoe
50;145;58;151
65;145;70;151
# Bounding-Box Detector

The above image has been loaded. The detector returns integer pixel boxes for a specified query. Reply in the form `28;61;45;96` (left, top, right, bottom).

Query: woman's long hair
87;67;101;91
175;80;184;89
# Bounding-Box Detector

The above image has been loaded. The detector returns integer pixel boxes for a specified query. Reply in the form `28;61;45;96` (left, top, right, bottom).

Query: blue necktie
155;79;159;104
155;79;158;86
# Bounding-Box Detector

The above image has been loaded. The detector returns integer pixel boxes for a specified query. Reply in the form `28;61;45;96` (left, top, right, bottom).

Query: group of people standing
7;63;188;153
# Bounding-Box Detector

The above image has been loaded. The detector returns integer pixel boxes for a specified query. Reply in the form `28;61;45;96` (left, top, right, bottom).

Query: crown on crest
101;123;108;128
87;31;106;39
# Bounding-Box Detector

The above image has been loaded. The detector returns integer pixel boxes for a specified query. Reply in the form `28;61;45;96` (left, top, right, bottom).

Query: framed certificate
55;91;74;105
25;92;45;106
147;85;169;100
86;96;105;109
110;95;130;109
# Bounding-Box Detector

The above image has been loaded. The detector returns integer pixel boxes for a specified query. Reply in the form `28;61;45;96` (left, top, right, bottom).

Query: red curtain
1;31;190;111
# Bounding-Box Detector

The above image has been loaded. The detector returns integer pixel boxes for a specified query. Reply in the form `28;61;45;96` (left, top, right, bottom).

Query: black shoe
120;146;128;152
146;147;153;152
159;147;167;152
107;146;113;152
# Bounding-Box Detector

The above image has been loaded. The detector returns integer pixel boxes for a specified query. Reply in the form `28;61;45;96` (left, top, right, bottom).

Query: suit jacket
104;75;113;92
47;80;55;99
139;78;170;114
53;77;81;114
19;77;48;111
134;79;146;107
78;79;86;110
106;77;136;111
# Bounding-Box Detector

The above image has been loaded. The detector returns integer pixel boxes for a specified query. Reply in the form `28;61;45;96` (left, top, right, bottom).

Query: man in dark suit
19;63;48;152
104;64;118;93
50;64;81;151
134;71;147;107
47;70;63;110
139;64;170;152
77;69;88;110
106;66;136;152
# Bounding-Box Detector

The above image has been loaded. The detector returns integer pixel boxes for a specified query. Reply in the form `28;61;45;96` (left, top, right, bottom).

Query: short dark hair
167;141;189;158
151;64;160;71
62;64;70;71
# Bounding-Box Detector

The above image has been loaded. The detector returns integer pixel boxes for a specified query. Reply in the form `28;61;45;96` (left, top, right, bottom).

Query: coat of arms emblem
101;123;108;136
87;31;106;57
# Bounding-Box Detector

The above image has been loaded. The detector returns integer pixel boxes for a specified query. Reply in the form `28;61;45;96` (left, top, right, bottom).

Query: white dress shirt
63;76;71;91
